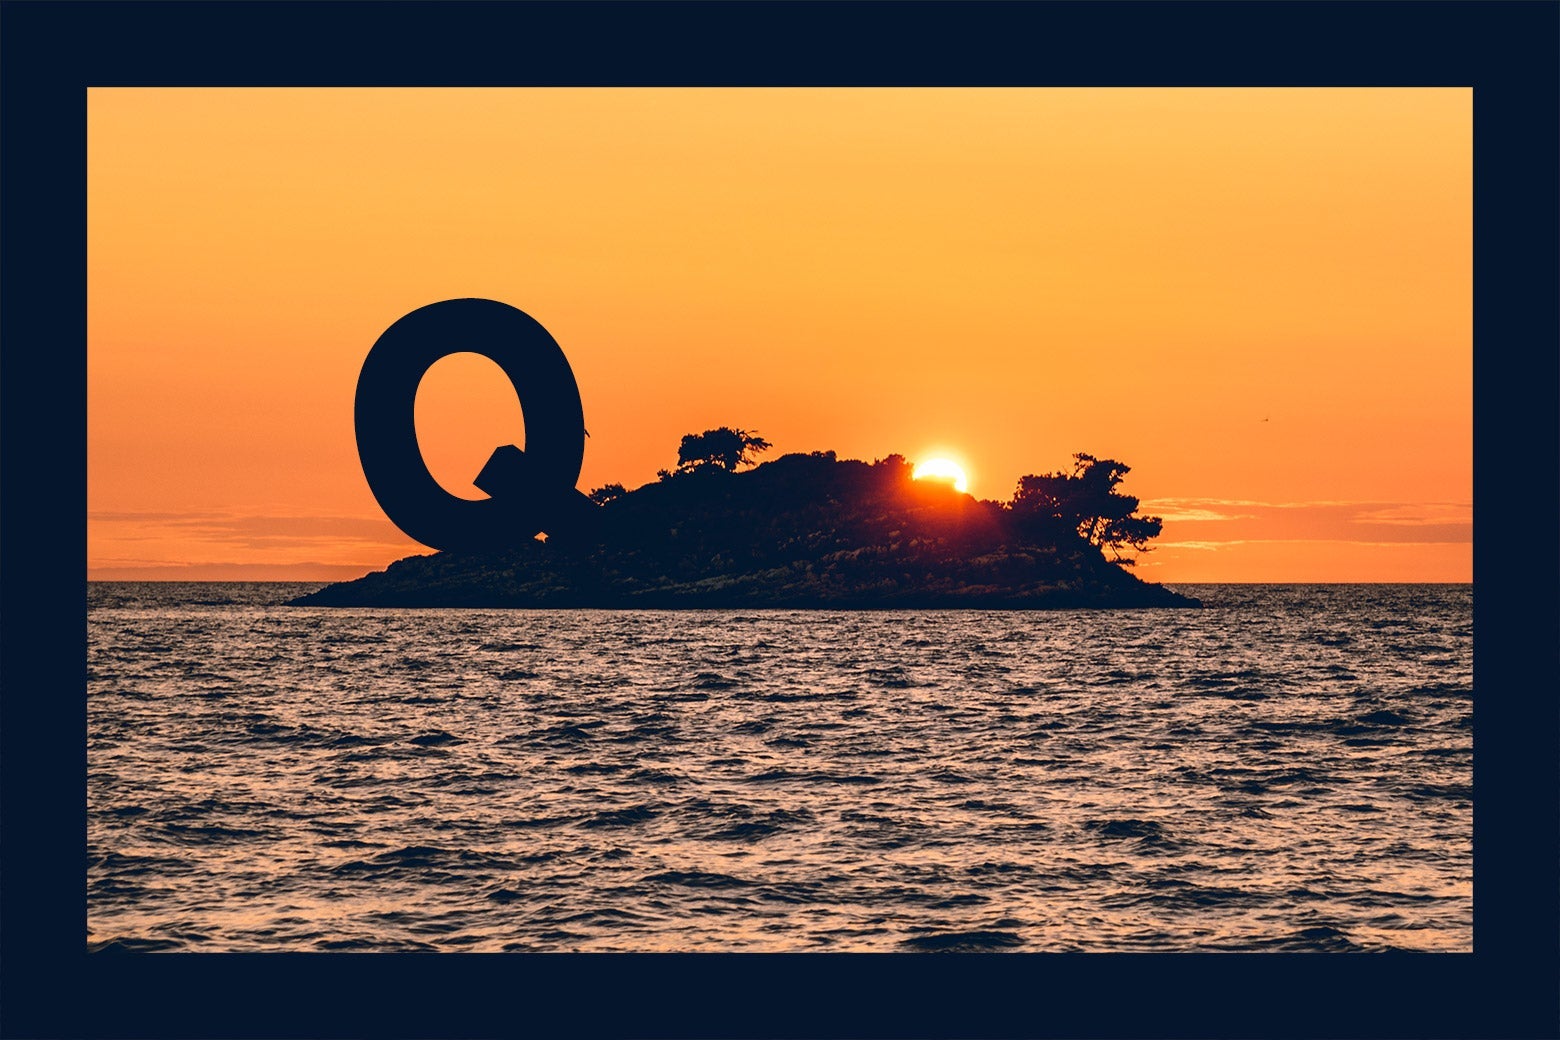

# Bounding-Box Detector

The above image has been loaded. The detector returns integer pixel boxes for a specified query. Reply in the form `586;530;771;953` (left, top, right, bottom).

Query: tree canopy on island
672;427;773;475
1009;453;1164;564
587;482;628;506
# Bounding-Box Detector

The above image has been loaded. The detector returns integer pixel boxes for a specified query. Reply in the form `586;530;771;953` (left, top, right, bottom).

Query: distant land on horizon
292;450;1199;609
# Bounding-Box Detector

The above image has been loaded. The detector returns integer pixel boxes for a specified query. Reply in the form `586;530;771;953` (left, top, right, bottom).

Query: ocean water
87;582;1472;952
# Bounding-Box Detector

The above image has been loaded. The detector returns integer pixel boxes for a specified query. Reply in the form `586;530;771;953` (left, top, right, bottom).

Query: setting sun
912;458;969;494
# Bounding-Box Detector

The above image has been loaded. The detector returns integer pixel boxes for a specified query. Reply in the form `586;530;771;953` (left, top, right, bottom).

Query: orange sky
87;88;1470;582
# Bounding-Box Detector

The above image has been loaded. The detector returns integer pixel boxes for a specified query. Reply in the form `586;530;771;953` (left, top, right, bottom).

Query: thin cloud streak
88;509;424;575
1148;496;1471;513
1148;507;1260;523
88;560;390;581
1149;538;1473;550
1144;498;1471;547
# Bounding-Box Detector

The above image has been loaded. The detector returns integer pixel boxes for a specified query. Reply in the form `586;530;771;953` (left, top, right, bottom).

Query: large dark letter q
355;299;592;552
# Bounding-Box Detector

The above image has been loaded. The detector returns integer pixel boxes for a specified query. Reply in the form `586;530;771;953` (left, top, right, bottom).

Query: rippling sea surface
87;582;1472;952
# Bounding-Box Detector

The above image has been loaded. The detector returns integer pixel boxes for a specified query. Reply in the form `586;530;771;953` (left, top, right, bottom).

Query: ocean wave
1084;818;1173;843
645;870;752;889
582;805;660;828
900;930;1024;952
89;936;186;953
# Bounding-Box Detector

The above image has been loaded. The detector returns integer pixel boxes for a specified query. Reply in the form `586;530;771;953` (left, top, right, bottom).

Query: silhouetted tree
871;453;913;488
588;482;628;506
1010;453;1163;563
675;427;773;474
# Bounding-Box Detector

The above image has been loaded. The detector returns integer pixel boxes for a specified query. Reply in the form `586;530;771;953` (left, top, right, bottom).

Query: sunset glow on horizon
88;88;1470;582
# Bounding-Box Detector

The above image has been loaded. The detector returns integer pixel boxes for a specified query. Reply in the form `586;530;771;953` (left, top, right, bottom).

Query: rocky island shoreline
292;449;1198;610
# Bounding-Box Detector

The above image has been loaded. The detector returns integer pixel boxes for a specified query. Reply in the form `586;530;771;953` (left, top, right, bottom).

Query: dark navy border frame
3;3;1555;1037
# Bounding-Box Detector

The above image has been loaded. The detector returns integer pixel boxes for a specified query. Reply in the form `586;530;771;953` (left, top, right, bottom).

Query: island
292;440;1199;609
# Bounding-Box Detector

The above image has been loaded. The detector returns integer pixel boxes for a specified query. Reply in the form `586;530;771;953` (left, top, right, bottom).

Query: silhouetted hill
292;453;1199;608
